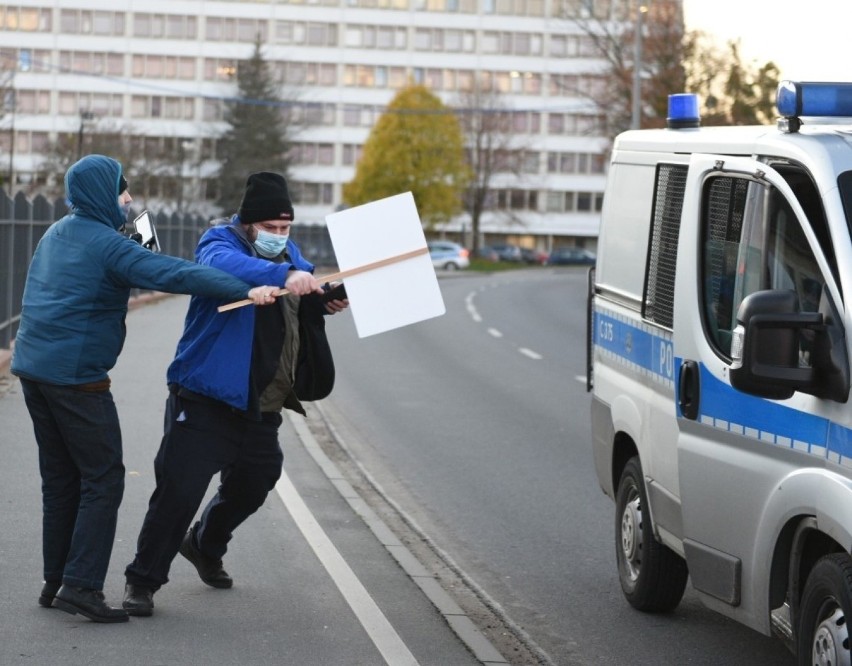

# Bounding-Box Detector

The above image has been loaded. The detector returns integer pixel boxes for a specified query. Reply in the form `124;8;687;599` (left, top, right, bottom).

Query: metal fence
0;189;335;350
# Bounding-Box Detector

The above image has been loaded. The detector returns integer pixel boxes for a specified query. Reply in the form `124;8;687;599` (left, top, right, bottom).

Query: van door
672;154;845;625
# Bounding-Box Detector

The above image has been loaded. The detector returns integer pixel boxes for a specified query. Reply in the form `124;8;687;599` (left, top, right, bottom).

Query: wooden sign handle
217;246;429;313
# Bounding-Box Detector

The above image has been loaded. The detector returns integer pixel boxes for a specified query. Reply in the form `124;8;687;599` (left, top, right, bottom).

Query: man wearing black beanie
237;171;294;225
124;172;348;617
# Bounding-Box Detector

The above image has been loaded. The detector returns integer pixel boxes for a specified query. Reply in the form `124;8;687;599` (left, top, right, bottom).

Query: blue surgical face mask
253;229;289;258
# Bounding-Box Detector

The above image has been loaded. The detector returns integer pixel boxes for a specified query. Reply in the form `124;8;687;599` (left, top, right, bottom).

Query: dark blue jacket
166;219;315;410
11;154;253;385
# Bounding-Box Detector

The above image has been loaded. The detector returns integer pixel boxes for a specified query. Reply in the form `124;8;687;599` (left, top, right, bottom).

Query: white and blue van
589;82;852;664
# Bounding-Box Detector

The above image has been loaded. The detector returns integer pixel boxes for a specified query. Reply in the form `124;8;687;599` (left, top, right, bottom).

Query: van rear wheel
797;553;852;666
615;457;688;612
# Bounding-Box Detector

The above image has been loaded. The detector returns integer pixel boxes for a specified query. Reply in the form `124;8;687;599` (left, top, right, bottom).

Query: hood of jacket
65;154;127;231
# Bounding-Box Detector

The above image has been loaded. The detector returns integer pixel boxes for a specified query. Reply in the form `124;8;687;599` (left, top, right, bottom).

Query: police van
588;82;852;664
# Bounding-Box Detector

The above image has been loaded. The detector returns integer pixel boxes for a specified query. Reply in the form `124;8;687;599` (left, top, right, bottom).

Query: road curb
288;406;513;666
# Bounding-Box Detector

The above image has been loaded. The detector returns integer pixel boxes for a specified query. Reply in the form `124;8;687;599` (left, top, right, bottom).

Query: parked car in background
546;247;597;265
475;246;500;262
428;240;470;270
490;243;523;262
520;247;549;265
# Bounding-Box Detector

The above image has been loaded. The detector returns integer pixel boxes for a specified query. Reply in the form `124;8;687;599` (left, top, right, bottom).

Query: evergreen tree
343;84;470;226
216;38;291;212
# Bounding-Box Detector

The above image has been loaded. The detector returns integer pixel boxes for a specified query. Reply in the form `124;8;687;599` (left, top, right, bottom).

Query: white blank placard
325;192;445;338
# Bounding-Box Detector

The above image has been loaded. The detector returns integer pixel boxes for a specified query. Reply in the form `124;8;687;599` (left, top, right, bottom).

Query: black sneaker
179;527;233;589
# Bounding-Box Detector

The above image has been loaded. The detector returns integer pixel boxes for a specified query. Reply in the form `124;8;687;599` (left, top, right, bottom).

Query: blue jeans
125;391;283;590
20;378;125;591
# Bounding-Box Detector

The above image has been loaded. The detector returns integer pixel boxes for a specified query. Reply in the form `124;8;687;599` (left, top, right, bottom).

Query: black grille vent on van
644;164;687;329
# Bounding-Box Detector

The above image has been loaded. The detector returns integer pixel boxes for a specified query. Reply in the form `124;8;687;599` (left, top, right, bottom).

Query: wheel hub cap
812;606;851;666
620;496;642;582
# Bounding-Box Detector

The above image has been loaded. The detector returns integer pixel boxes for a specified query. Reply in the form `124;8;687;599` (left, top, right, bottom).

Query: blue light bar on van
776;81;852;132
667;93;700;129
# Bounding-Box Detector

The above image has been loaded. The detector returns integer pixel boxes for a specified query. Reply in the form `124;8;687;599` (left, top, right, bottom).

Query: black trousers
125;391;283;590
20;379;125;590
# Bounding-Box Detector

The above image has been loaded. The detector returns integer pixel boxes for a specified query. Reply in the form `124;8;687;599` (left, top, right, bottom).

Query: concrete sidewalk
0;295;503;666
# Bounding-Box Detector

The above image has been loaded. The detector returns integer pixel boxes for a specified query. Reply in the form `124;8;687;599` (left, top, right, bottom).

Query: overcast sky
683;0;851;82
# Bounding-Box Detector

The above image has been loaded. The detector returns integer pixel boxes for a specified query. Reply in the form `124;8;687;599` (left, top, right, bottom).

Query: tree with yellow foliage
343;84;470;226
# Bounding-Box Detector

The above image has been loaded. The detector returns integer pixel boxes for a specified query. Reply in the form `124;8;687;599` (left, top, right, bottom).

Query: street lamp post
2;67;15;193
77;111;94;160
631;4;648;130
177;139;198;212
6;86;15;193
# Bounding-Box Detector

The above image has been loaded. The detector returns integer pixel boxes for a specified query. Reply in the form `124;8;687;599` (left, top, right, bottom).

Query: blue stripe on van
696;363;828;448
593;311;675;383
594;307;851;462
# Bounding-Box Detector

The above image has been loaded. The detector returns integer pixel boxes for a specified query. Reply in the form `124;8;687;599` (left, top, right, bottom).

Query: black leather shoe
52;585;129;623
179;528;233;589
38;580;61;608
122;583;154;617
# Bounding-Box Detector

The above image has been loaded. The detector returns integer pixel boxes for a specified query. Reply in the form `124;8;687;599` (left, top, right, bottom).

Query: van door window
643;163;688;328
701;176;824;362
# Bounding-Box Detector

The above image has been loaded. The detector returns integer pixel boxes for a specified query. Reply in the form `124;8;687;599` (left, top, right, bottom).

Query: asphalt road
318;267;796;665
0;294;490;666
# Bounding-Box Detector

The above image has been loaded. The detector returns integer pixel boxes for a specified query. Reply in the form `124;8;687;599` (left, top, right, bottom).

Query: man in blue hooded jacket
11;155;281;623
123;172;348;617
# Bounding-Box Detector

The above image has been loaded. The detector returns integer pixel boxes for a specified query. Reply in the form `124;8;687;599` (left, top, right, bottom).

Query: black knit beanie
238;172;294;224
118;173;128;195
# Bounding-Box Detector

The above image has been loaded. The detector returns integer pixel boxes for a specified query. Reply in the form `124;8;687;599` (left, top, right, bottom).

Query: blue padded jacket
166;219;315;410
11;155;253;385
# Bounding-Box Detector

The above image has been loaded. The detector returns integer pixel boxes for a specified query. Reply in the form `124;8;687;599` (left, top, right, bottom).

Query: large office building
0;0;617;250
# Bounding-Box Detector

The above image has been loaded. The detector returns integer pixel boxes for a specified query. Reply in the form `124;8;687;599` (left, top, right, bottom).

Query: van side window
643;164;688;328
701;176;824;360
777;168;838;289
701;177;748;355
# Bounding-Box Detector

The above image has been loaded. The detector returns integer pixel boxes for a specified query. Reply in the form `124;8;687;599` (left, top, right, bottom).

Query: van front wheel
615;457;688;612
796;553;852;666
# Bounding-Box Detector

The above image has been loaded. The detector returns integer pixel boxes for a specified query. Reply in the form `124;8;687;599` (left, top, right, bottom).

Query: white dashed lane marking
469;289;543;360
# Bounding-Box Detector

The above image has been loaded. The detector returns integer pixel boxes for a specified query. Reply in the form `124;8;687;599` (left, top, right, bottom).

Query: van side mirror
729;290;821;400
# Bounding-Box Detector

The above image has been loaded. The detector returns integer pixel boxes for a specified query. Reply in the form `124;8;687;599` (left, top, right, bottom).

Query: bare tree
555;0;687;135
36;118;179;204
683;34;780;126
558;1;779;136
455;83;530;253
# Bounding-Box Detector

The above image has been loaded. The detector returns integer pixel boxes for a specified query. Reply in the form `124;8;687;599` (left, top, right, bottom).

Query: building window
60;9;124;35
293;182;334;205
2;6;52;31
521;151;539;173
204;58;237;81
203;99;224;121
291;102;335;126
342;143;364;166
16;90;50;114
206;17;267;42
548;113;565;134
134;12;198;38
93;11;123;36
